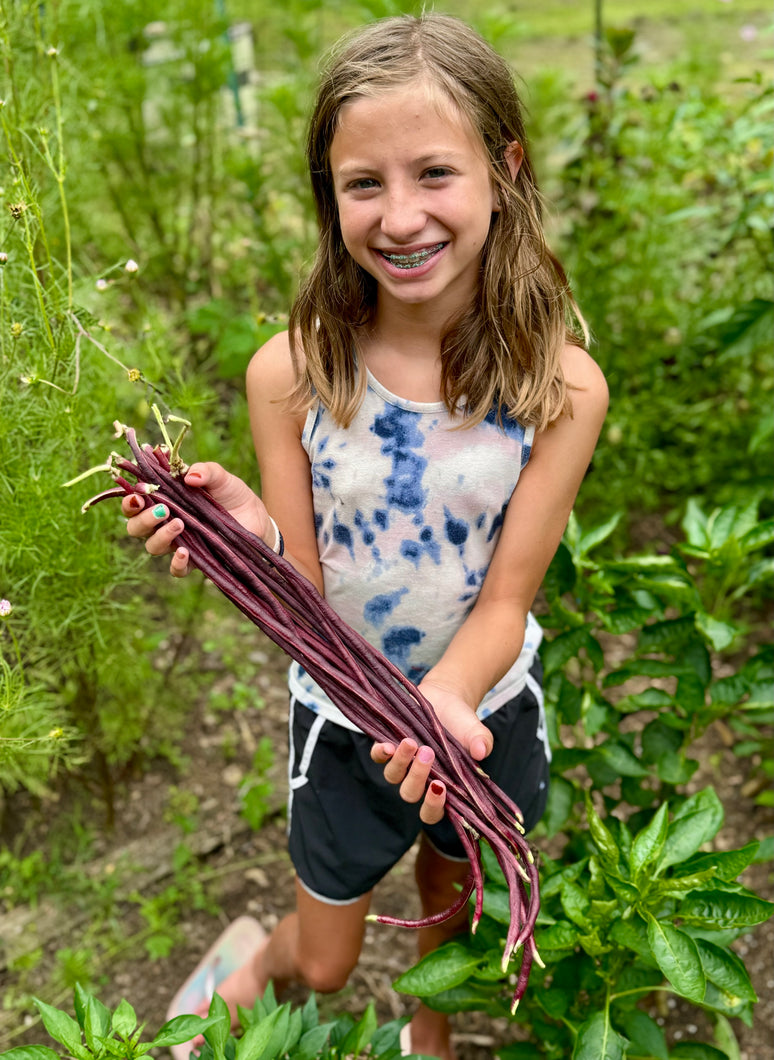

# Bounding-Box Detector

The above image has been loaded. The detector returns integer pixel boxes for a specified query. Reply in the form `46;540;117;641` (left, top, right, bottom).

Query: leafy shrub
393;503;773;1057
0;984;410;1060
553;30;774;520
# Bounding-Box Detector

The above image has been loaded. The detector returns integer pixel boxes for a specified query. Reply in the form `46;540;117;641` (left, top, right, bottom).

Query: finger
468;723;494;762
419;780;446;825
144;517;184;557
370;741;396;764
398;745;435;804
382;738;418;785
170;546;191;578
125;502;173;541
121;494;145;517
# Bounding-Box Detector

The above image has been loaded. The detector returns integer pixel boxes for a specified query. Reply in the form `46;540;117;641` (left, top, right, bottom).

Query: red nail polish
430;781;444;795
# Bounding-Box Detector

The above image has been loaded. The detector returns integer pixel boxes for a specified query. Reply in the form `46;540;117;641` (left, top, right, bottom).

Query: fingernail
417;746;434;764
430;781;445;796
127;496;142;510
152;504;167;519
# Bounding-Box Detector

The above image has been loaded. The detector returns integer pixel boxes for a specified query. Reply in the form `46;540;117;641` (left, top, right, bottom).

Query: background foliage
0;0;771;1056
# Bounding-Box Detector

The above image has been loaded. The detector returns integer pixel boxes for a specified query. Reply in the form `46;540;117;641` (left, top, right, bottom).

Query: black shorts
286;657;549;903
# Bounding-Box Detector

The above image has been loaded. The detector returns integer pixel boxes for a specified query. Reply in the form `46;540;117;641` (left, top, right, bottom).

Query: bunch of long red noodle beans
77;419;542;1010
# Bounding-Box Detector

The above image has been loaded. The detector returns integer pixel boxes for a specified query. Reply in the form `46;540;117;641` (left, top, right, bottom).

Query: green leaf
537;921;581;952
339;1003;377;1055
154;1013;219;1049
695;611;738;651
670;1044;731;1060
571;1011;627;1060
578;512;622;555
680;842;759;881
294;1024;333;1060
410;981;504;1016
595;740;649;778
560;879;591;928
609;918;657;966
234;1005;287;1060
657;788;724;871
681;498;708;548
111;999;137;1040
394;941;482;996
202;993;230;1060
0;1051;61;1060
83;996;112;1053
584;793;621;866
645;916;705;1003
542;775;576;837
33;999;84;1055
481;884;512;925
677;890;774;930
713;1013;742;1060
696;938;758;1004
616;1008;668;1060
630;802;669;880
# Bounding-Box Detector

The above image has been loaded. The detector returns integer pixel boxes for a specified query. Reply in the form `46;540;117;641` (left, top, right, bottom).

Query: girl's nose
381;185;426;242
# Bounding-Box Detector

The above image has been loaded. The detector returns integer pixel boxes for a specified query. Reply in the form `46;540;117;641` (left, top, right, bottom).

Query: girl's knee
300;953;355;994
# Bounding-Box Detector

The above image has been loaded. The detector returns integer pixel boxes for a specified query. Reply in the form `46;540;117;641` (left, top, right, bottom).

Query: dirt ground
1;622;772;1059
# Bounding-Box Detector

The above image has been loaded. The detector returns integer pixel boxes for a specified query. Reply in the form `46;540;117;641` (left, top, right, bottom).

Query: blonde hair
288;13;586;430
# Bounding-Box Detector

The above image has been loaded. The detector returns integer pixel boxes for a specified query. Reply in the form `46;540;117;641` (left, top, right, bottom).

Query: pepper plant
393;503;773;1058
0;983;416;1060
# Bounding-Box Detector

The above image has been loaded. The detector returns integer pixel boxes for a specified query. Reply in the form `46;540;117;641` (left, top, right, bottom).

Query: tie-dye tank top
288;368;542;731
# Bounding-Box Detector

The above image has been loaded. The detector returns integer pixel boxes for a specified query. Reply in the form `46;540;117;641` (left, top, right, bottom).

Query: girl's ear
504;141;524;181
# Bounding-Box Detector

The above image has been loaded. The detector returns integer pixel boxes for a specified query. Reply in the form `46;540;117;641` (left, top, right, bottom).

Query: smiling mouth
377;243;446;269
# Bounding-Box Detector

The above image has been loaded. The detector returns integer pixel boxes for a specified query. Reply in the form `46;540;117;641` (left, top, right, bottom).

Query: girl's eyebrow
334;151;468;178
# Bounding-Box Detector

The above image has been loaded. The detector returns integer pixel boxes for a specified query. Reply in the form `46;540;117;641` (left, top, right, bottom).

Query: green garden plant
553;28;774;522
391;505;773;1057
0;983;412;1060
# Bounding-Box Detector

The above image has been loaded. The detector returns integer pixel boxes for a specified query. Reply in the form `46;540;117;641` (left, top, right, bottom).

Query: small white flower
739;23;758;40
47;46;59;57
96;278;109;291
124;258;139;273
0;599;12;617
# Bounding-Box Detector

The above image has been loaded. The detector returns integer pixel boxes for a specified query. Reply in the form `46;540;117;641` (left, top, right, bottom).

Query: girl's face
329;80;498;320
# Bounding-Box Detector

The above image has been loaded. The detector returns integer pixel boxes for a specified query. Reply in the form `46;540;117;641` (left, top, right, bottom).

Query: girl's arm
245;331;324;593
413;344;608;757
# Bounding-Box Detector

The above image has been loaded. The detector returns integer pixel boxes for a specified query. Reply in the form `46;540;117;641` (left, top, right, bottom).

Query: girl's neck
361;309;444;403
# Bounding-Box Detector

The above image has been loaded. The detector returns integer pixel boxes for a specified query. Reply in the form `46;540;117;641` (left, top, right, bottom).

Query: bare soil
1;620;771;1059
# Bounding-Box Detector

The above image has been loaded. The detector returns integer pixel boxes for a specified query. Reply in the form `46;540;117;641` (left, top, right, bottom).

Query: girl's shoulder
559;343;609;419
246;330;308;431
247;329;297;391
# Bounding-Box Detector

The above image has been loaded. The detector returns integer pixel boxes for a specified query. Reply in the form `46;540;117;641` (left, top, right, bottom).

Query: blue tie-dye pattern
371;404;427;523
382;625;424;673
311;434;336;490
354;510;376;547
444;507;469;552
488;503;508;542
332;516;354;558
364;587;409;627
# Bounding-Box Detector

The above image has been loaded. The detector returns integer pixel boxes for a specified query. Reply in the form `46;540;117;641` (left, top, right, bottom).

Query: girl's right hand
122;461;269;578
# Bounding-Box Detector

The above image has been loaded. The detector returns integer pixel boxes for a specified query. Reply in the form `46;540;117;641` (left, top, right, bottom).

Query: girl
125;14;608;1059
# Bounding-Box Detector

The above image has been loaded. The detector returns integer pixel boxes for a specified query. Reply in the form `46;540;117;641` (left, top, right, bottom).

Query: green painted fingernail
152;504;167;519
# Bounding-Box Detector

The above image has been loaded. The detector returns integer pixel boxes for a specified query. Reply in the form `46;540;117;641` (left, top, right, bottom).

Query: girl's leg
409;834;470;1060
194;879;371;1030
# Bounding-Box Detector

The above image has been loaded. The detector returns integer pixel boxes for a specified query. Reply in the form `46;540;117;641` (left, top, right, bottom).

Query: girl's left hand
370;679;492;824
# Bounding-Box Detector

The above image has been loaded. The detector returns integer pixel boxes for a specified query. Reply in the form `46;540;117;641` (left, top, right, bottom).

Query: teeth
381;243;444;269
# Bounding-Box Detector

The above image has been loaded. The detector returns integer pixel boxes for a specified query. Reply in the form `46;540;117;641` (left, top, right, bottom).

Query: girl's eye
347;177;379;191
423;167;452;180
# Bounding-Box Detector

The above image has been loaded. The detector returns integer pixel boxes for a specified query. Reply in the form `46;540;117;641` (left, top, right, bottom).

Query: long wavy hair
288;13;586;430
